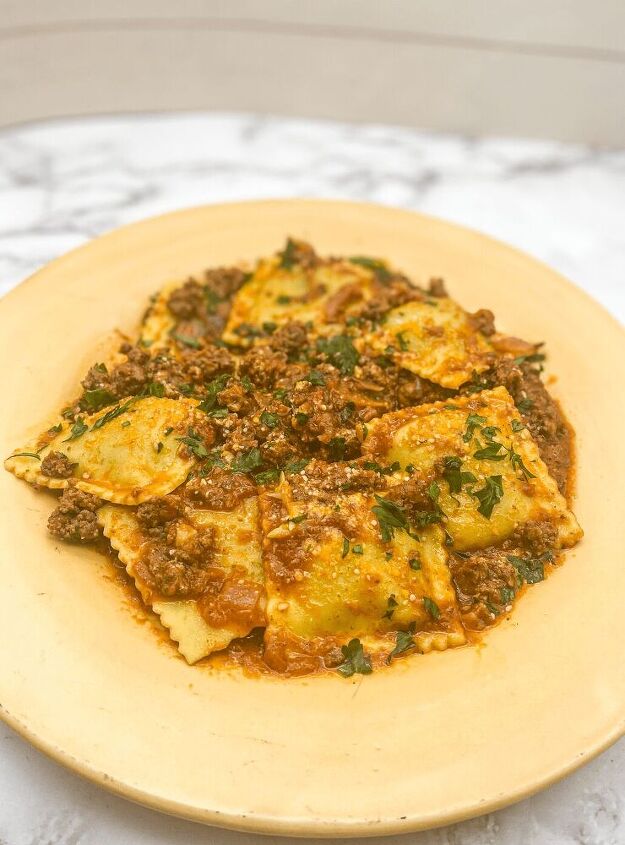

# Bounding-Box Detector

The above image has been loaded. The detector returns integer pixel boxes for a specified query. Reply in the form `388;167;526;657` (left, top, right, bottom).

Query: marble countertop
0;113;624;845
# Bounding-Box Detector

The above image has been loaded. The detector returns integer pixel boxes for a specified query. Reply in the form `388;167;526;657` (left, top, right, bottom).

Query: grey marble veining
0;112;624;845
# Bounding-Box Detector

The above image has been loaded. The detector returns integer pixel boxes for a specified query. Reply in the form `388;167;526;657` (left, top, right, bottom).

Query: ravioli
99;496;265;663
259;478;465;668
369;297;493;389
5;397;197;505
364;386;582;552
222;255;375;345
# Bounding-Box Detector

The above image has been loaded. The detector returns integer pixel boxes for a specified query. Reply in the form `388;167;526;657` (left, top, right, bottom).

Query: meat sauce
44;240;576;677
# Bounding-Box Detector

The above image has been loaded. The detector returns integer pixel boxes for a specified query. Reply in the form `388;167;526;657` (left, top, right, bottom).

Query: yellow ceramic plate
0;200;623;837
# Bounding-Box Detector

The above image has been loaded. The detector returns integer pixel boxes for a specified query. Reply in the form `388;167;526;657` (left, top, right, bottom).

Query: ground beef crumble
47;482;101;542
41;451;76;479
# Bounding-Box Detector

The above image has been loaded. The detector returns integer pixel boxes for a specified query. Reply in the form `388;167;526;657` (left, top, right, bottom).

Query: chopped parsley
423;596;440;620
352;544;364;555
500;586;516;605
388;628;417;662
511;419;525;432
284;458;309;474
473;441;506;461
336;638;372;677
329;437;346;460
342;537;350;558
279;238;299;269
254;468;280;485
240;375;254;393
63;417;88;442
509;447;536;481
408;555;421;570
316;335;360;375
507;552;552;585
442;456;477;494
155;442;163;453
372;495;414;542
349;255;392;283
517;397;534;413
273;387;289;401
473;475;504;518
383;595;398;619
306;370;326;386
276;294;292;305
177;428;210;460
142;381;165;398
339;401;356;423
197;374;230;414
396;331;410;351
260;410;279;429
295;412;310;426
80;388;115;411
91;398;135;431
462;413;487;443
10;452;40;460
48;423;63;434
231;447;262;474
262;321;277;335
164;426;174;436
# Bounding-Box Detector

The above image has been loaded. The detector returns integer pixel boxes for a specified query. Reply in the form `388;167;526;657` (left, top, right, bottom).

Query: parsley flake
336;638;372;678
473;475;504;518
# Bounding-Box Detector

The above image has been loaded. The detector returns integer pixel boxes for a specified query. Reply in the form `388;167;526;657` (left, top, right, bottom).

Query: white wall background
1;0;624;144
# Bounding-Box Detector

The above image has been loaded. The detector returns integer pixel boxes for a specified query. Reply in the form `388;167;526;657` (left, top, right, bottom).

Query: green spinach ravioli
4;239;582;676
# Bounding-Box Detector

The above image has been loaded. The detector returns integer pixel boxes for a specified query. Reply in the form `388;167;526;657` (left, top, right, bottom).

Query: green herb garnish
63;417;88;442
342;537;350;558
372;495;413;542
336;638;372;678
80;388;116;411
442;456;477;494
231;447;262;474
383;595;398;619
10;452;41;460
177;428;209;459
387;626;417;662
329;437;346;460
260;411;279;429
349;256;391;283
316;335;360;375
462;413;487;443
254;468;280;485
473;475;504;518
306;370;326;386
423;597;440;620
284;458;309;474
197;374;230;414
91;398;135;431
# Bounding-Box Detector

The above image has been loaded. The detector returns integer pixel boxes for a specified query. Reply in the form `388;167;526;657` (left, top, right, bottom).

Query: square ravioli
222;249;377;345
99;495;265;663
369;297;493;388
259;476;465;674
5;397;198;505
363;386;582;552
